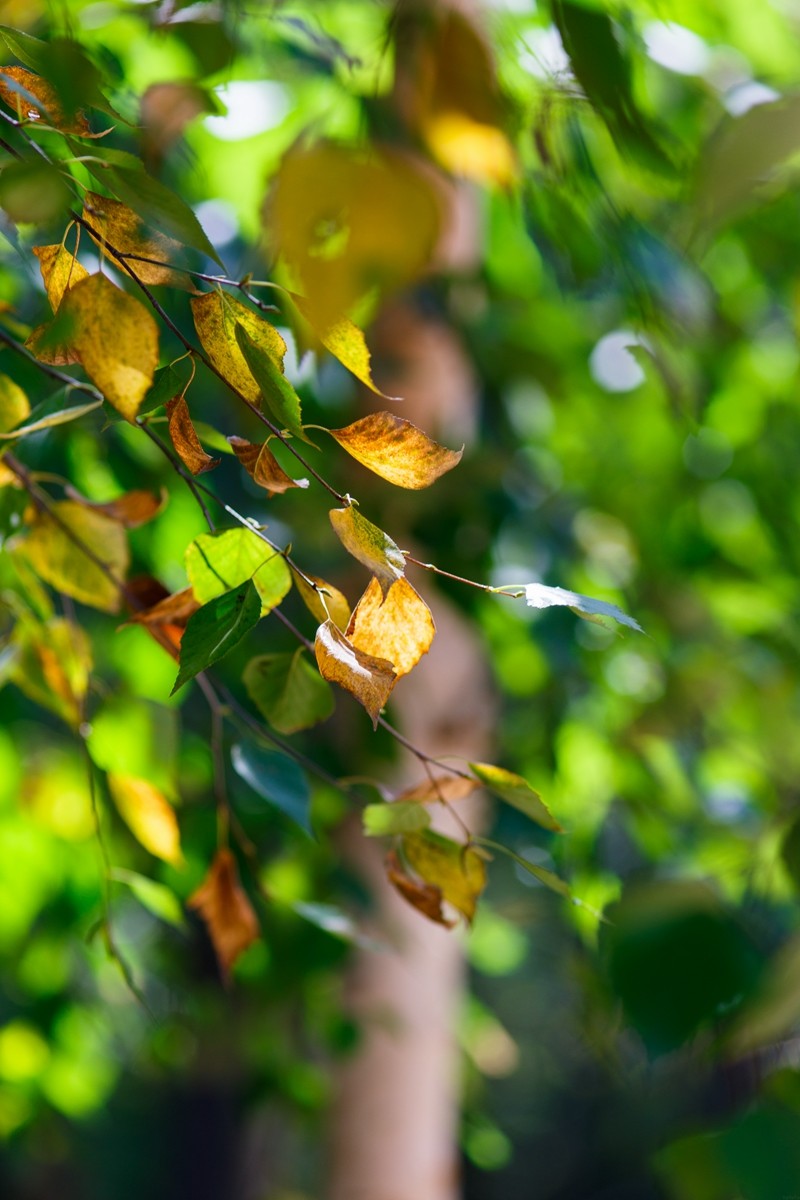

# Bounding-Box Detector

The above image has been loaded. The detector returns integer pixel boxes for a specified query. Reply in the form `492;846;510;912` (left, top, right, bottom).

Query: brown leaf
228;435;309;494
188;848;260;978
328;411;462;489
402;831;487;924
289;565;351;631
385;850;455;928
346;576;435;678
394;775;480;804
0;65;91;134
141;81;216;165
128;585;200;658
314;618;395;729
66;486;165;528
329;505;405;597
82;192;190;289
190;290;286;405
166;392;221;475
107;773;183;866
33;242;89;313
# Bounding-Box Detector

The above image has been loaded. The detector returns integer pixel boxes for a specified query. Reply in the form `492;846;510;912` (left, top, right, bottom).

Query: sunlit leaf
394;775;480;804
0;372;29;433
402;830;487;923
228;435;309;493
81;192;190;289
363;801;431;836
289;292;396;398
32;242;89;313
314;618;395;729
166;392;221;475
243;649;334;734
290;565;351;631
111;868;186;930
188;848;260;977
0;64;91;132
190;290;286;405
15;500;128;613
0;28;124;123
172;580;261;693
469;762;561;832
230;741;312;835
385;848;455;927
185;528;291;616
346;575;435;678
235;323;311;443
326;411;462;489
61;273;159;422
329;505;405;596
523;583;643;632
107;773;183;866
425;112;516;185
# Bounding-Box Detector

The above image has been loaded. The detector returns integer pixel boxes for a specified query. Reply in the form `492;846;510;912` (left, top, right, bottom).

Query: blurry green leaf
469;762;562;832
171;580;261;693
111;868;185;930
0;162;71;225
230;741;312;835
243;649;334;734
363;801;431;836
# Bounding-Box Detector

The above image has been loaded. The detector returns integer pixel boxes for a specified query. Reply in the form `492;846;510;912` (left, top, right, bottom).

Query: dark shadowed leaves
230;741;312;835
243;649;334;734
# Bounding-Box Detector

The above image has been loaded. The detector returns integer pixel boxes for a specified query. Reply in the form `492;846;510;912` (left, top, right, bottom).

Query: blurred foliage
0;0;799;1197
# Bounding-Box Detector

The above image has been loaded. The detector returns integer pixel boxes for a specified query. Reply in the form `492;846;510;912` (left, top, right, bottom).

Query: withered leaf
107;773;183;866
289;565;351;631
328;411;462;489
314;618;395;729
228;435;308;493
33;242;89;313
15;500;128;613
346;576;435;678
329;505;405;596
190;290;286;405
0;64;91;133
394;775;480;804
82;191;190;289
67;486;165;528
129;585;200;658
166;392;221;475
402;830;487;923
141;81;217;164
188;848;260;977
385;850;455;928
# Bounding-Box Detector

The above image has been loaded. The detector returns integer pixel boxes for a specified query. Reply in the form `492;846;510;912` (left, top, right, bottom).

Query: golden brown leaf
289;565;351;631
314;618;395;729
328;411;462;489
107;773;183;866
188;848;260;977
385;849;455;928
82;192;189;289
166;392;221;475
33;242;89;313
402;831;487;923
128;585;200;658
0;65;91;134
228;435;309;494
60;273;159;421
346;576;435;678
66;486;165;528
394;775;480;804
190;290;286;405
329;505;405;597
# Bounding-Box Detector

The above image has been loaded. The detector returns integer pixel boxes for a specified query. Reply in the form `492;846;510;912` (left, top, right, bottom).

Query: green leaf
0;399;102;440
185;528;291;616
243;649;334;734
230;741;312;835
329;505;405;596
171;580;261;693
468;762;562;832
110;868;186;930
363;802;431;836
234;322;311;443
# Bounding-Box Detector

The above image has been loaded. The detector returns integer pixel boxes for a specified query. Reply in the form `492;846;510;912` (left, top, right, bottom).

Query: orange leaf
107;773;183;866
314;618;395;729
188;848;260;977
346;576;435;678
385;850;455;928
0;65;91;134
166;393;221;475
394;775;480;804
128;585;200;658
228;435;309;494
328;411;462;489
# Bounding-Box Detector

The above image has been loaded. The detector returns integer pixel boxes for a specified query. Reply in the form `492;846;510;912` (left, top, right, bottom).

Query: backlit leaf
15;500;128;613
524;583;643;632
402;830;487;923
190;290;286;405
290;292;396;398
107;773;183;866
228;435;309;493
33;242;89;313
230;741;312;835
0;64;90;133
188;848;260;977
394;775;480;804
172;580;261;693
243;649;334;734
111;868;186;930
314;618;395;729
61;273;159;422
363;801;431;836
82;192;190;289
329;505;405;596
166;393;221;475
346;575;435;678
290;565;351;631
0;372;29;432
326;411;462;489
385;848;455;927
469;762;561;832
185;528;291;616
235;323;310;443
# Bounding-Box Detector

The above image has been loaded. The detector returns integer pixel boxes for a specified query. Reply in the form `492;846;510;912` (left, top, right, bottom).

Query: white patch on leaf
524;583;643;632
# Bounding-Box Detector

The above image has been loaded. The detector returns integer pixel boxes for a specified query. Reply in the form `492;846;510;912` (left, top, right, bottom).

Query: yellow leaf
346;576;435;678
402;831;487;923
0;372;29;433
0;65;91;134
327;411;462;489
82;192;190;289
289;293;396;398
329;505;405;596
188;848;260;977
61;273;159;421
314;618;395;729
9;616;91;728
166;393;221;475
190;290;286;405
33;242;89;313
15;500;129;613
385;849;455;928
228;435;309;493
289;565;351;631
107;773;183;866
424;112;516;186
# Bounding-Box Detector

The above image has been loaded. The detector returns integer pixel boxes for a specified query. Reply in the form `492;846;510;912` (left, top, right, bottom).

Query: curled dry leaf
166;392;221;475
82;192;190;289
394;775;480;804
228;435;308;493
402;830;487;923
188;847;260;978
385;849;455;928
329;505;405;597
191;290;286;406
327;411;462;489
314;618;395;729
346;576;435;678
107;773;183;866
0;64;91;134
289;565;351;631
